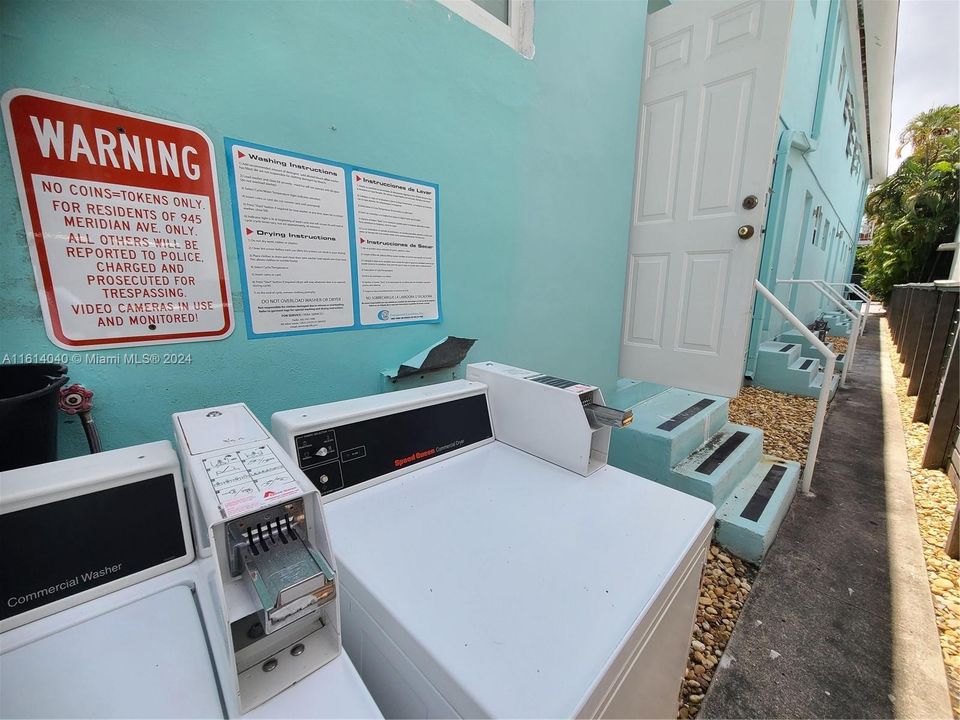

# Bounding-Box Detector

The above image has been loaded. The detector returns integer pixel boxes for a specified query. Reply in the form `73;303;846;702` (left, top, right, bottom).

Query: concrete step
753;340;831;398
811;370;840;399
608;387;800;564
800;343;847;372
669;423;764;505
807;350;846;373
753;361;840;399
828;319;852;337
715;455;801;563
607;377;668;410
820;311;853;337
755;340;802;376
608;387;728;481
788;356;819;384
777;330;834;357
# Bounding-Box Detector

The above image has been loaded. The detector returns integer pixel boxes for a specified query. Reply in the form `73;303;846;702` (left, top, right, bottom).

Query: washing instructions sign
225;138;440;338
226;143;354;334
2;89;233;349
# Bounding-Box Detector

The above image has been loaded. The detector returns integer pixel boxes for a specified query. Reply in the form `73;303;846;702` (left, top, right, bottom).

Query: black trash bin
0;364;69;471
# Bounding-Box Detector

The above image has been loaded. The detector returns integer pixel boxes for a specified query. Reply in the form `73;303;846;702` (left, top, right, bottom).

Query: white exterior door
619;0;793;397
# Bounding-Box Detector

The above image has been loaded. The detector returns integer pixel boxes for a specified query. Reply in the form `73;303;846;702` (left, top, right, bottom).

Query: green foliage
861;105;959;300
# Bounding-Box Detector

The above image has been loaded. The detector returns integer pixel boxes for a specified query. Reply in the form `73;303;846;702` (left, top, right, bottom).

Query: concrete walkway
701;316;952;719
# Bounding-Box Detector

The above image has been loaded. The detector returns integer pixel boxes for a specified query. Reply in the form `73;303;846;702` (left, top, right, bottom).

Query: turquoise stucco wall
753;0;868;347
0;0;648;457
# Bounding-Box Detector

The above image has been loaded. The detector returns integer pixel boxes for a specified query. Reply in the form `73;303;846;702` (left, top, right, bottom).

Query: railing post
776;279;860;385
843;283;872;336
816;281;860;388
754;279;836;494
804;352;835;494
853;284;872;336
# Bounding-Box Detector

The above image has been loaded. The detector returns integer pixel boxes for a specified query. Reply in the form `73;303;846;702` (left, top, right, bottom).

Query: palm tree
861;105;959;299
896;105;959;160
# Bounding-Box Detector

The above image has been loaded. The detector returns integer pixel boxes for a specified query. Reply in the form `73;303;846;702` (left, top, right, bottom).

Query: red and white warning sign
2;89;233;349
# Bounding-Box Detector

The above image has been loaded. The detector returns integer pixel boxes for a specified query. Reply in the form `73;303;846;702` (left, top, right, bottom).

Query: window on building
843;89;863;174
837;51;847;94
473;0;508;23
439;0;535;57
822;220;831;250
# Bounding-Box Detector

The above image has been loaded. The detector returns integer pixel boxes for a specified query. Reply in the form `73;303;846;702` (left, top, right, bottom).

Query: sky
887;0;960;171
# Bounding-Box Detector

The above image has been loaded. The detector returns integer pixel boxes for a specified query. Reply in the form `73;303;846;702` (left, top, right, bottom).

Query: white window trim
437;0;535;58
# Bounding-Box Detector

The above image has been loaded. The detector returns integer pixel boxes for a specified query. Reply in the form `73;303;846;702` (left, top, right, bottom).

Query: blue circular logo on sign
377;309;390;321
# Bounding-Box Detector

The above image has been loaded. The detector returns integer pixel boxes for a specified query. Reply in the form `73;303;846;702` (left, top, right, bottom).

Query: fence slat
923;333;960;470
914;292;959;420
905;289;938;380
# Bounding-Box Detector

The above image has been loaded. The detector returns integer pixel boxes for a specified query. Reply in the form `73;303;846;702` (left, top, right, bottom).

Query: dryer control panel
293;392;493;496
273;381;494;501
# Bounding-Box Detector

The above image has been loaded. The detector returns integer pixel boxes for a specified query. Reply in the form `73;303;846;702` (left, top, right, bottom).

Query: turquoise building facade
747;0;875;375
0;0;897;461
0;0;648;456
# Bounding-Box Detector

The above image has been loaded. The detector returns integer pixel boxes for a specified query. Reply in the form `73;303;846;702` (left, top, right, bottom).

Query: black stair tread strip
657;398;716;431
837;353;845;361
695;431;750;475
779;344;795;352
740;464;788;522
800;359;813;370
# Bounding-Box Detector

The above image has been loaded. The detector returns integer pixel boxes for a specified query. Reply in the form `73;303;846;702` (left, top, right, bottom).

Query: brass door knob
738;225;755;239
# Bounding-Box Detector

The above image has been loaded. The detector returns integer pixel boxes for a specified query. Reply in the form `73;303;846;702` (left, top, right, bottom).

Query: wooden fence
888;282;960;558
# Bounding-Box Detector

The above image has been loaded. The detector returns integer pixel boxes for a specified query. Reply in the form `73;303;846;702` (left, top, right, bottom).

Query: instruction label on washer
202;445;300;517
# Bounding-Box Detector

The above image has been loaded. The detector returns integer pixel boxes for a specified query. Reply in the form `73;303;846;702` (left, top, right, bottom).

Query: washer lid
0;585;223;718
326;442;714;718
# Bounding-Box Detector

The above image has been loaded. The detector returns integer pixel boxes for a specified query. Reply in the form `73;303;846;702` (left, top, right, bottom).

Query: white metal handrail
755;279;835;495
828;282;872;336
776;279;860;387
818;280;860;314
844;283;871;337
814;280;864;370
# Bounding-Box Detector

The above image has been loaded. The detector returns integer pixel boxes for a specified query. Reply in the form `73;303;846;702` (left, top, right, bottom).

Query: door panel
636;95;685;222
619;0;793;397
709;1;764;54
693;73;753;216
677;251;728;352
626;254;670;347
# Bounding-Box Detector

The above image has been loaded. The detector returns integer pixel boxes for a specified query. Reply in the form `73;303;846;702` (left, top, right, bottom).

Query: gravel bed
729;386;817;465
679;545;757;719
827;334;850;354
883;319;960;716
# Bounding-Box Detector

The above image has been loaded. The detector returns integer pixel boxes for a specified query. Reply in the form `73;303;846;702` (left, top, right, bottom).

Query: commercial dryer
273;362;714;718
